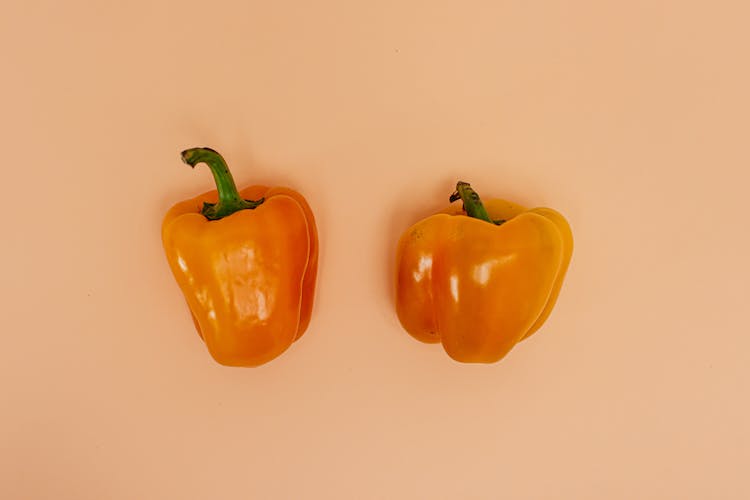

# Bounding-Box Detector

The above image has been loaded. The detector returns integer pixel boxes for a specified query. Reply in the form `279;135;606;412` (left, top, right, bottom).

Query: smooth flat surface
1;1;749;498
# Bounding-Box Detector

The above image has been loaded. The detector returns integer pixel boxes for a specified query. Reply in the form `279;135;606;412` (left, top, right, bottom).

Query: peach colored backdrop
2;1;749;499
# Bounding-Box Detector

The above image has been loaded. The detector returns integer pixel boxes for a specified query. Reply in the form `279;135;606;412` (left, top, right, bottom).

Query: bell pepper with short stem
162;147;318;367
395;181;573;363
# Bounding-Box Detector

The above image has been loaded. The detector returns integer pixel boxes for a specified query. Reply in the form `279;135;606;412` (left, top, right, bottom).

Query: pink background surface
2;1;749;498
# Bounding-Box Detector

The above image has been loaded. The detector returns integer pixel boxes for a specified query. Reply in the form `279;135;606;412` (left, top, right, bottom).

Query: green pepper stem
180;147;263;220
449;181;500;225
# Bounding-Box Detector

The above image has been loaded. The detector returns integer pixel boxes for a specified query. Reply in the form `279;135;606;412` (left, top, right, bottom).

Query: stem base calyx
449;181;505;225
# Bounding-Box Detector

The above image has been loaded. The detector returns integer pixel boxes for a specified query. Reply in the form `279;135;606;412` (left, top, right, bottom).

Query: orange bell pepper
395;181;573;363
162;148;318;367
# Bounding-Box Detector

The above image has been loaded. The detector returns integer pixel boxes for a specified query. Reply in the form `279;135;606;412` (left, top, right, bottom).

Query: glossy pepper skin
395;182;572;364
162;148;318;367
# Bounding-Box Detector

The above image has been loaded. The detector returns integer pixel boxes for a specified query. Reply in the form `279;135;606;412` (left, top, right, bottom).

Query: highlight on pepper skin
394;181;573;364
161;147;319;367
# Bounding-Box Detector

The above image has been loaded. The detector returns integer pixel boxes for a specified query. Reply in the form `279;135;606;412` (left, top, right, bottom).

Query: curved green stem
449;181;503;225
181;147;264;220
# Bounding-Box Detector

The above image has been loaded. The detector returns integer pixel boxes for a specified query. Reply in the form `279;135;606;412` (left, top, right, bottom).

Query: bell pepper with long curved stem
395;181;573;363
162;147;318;367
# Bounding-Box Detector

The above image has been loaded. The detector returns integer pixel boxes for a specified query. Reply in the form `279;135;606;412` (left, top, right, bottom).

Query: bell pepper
162;147;318;367
395;181;573;363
